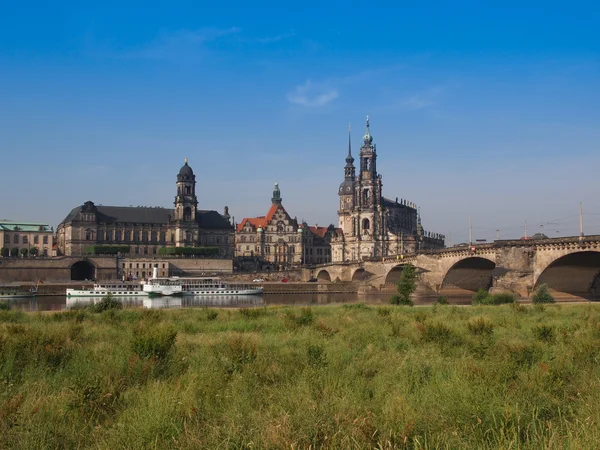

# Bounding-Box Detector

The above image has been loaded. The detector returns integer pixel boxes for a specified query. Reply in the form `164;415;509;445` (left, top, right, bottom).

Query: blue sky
1;2;599;243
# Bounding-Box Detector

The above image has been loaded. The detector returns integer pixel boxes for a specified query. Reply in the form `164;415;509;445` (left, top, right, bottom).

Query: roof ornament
363;115;373;144
184;157;188;164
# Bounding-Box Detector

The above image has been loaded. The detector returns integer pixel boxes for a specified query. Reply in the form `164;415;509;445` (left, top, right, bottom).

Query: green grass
1;303;600;448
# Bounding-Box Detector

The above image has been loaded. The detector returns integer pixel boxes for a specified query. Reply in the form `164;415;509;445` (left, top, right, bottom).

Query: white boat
143;268;262;297
0;281;39;299
66;282;146;298
180;277;263;296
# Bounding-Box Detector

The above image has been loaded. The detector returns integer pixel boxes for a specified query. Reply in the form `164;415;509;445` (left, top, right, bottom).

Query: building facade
0;221;54;257
235;183;338;268
332;118;445;262
56;159;235;257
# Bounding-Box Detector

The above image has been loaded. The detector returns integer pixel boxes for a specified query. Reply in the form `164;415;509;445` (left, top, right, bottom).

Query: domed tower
174;158;198;223
338;125;356;236
271;182;282;206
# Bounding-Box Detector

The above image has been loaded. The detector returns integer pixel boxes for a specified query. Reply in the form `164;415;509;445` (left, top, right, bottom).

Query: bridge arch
316;269;331;283
441;256;496;292
352;267;374;281
384;265;408;285
534;251;600;299
70;260;96;281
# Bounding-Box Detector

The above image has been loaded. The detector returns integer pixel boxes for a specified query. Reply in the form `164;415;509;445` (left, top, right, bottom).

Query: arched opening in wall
352;268;374;281
385;265;406;285
183;207;192;221
535;251;600;300
441;257;496;293
71;261;96;281
316;270;331;283
362;218;370;235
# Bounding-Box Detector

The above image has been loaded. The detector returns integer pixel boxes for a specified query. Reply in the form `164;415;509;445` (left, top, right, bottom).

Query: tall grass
1;303;600;448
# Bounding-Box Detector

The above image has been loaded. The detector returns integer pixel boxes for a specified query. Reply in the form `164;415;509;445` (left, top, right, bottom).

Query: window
43;235;48;245
13;235;18;244
216;237;220;244
152;247;157;254
115;231;121;241
151;231;157;242
4;235;9;244
34;235;39;244
22;236;28;244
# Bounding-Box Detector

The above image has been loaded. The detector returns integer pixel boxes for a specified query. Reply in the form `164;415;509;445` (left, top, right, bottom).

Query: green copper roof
0;221;51;232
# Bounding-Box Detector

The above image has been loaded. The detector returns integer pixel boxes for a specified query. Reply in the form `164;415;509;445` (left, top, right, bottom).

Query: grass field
1;301;600;449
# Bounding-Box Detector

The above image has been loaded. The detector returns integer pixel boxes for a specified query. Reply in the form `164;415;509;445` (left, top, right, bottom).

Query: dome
178;158;194;178
338;179;353;195
531;233;548;240
363;132;373;144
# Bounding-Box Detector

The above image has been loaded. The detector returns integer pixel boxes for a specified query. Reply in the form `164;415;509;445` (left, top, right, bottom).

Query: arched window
362;218;370;234
363;190;370;205
183;207;192;221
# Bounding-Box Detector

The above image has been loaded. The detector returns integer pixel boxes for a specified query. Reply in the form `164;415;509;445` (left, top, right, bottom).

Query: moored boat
66;282;145;297
143;268;262;297
0;283;38;299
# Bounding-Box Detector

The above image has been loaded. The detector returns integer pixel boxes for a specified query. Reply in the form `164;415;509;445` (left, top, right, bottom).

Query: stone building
235;183;338;268
0;221;54;257
56;159;235;257
332;118;445;262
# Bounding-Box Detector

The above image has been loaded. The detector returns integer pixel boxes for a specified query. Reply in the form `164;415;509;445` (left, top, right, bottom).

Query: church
56;159;235;257
331;117;445;262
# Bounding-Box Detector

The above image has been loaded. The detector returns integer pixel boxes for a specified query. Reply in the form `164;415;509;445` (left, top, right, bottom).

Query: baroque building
0;221;54;257
56;159;235;257
235;183;337;269
332;117;445;262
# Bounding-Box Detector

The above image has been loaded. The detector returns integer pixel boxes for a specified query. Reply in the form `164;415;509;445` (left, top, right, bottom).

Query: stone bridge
309;236;600;299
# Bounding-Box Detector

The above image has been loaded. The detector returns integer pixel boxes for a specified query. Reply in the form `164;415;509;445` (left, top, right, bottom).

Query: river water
5;293;474;311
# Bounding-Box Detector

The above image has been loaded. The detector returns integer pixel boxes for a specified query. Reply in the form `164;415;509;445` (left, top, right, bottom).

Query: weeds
1;303;600;449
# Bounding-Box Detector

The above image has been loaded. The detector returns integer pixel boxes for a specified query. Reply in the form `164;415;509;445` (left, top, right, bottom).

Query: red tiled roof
309;226;329;238
236;204;286;233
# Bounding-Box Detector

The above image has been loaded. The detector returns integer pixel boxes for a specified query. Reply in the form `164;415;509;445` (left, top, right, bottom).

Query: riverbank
1;303;600;448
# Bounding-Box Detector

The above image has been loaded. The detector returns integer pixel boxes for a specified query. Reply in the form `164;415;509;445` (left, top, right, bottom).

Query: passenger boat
180;277;263;296
66;282;145;298
143;268;263;297
0;282;39;299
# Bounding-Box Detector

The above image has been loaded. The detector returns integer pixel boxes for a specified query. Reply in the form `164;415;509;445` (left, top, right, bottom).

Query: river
5;293;475;311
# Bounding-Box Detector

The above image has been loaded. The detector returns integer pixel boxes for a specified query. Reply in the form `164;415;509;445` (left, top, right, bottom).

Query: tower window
185;186;191;195
362;218;370;232
183;207;192;221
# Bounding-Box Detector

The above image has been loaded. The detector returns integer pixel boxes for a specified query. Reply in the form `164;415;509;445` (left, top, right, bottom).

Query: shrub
29;247;38;256
88;294;123;313
390;295;414;306
0;247;8;257
436;295;449;305
239;307;268;319
307;344;327;368
391;263;417;306
20;248;28;257
466;317;494;336
132;325;177;362
472;289;516;305
0;302;9;311
157;246;220;256
532;283;555;304
83;245;130;255
489;293;516;305
10;248;19;257
206;309;219;321
472;288;490;305
532;324;556;343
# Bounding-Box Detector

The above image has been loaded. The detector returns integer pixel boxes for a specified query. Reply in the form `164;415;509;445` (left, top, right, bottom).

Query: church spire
346;124;354;165
362;115;373;146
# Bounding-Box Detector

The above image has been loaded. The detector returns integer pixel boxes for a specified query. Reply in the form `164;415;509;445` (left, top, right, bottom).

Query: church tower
356;116;383;240
338;125;356;236
173;158;199;245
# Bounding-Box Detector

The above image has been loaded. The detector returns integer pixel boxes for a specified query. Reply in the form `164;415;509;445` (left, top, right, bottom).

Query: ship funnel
153;267;158;279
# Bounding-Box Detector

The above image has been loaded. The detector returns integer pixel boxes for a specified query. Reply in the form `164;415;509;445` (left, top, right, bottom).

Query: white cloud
401;86;445;110
286;80;339;107
118;27;241;60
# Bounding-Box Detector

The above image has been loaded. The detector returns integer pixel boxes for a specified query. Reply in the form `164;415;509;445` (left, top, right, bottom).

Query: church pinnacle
363;115;373;145
346;124;354;164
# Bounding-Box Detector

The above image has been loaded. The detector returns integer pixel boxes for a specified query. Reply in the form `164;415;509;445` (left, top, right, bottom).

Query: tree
390;263;417;306
532;283;555;304
20;248;28;257
0;247;8;257
29;247;38;256
10;248;19;257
